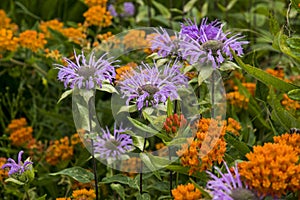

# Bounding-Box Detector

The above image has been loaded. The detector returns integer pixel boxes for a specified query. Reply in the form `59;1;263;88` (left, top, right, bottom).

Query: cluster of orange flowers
7;118;33;147
45;133;81;166
177;118;227;175
83;5;112;27
281;93;300;111
19;30;47;52
123;30;149;49
226;91;249;109
39;19;87;46
115;62;137;81
0;157;8;182
163;113;187;137
171;183;202;200
0;10;18;56
56;188;95;200
226;117;242;136
265;67;285;79
239;133;300;197
84;0;107;7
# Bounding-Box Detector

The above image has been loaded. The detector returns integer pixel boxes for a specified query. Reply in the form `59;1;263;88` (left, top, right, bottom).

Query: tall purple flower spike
2;150;33;176
93;123;133;160
180;18;248;69
118;61;188;110
55;50;117;90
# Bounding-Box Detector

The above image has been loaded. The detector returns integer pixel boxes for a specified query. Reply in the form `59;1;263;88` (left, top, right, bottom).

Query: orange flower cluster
19;30;47;52
72;188;96;200
226;117;241;136
123;30;149;49
0;28;19;53
226;91;249;109
177;118;227;175
242;83;256;96
83;5;112;27
163;113;187;137
115;62;137;81
281;93;300;111
84;0;107;7
40;20;87;45
171;183;202;200
265;67;284;79
273;132;300;155
0;9;18;31
45;136;74;165
44;48;62;61
39;19;64;37
56;198;71;200
0;157;8;182
7;118;33;147
239;143;300;197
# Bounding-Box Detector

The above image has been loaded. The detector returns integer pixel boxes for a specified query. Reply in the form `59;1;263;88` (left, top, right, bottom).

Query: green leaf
4;177;25;185
269;11;280;36
286;37;300;50
189;178;212;199
117;105;137;114
101;174;138;189
151;0;171;19
136;193;151;200
50;166;94;183
288;89;300;100
268;88;300;131
57;89;73;103
140;153;161;180
224;134;251;157
127;117;159;135
36;195;47;200
183;0;198;13
111;183;126;200
96;83;118;94
166;165;208;179
145;152;171;169
255;81;269;102
232;50;299;92
167;98;173;117
126;130;145;151
197;65;213;85
274;31;300;62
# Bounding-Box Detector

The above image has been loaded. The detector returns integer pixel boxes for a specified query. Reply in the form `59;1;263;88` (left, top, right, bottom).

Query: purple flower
180;18;248;69
2;151;33;176
122;2;135;17
150;28;183;58
206;162;258;200
93;123;133;160
118;61;188;110
55;50;117;90
108;4;118;17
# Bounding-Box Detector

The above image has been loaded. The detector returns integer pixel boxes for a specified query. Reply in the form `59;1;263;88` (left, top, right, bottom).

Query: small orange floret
171;183;202;200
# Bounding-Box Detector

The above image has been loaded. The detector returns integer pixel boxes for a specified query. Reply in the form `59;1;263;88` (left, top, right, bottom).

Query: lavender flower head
2;150;33;176
119;61;188;110
93;123;133;161
55;50;117;90
122;2;135;17
108;4;118;17
206;162;258;200
150;28;183;58
180;18;248;69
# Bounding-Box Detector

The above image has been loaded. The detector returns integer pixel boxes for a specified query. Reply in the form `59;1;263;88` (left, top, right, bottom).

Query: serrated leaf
232;50;300;92
57;89;73;103
50;166;94;183
287;89;300;100
151;0;171;19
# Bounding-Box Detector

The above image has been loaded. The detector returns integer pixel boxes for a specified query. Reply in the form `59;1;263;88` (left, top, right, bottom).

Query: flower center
77;66;96;79
230;188;258;200
138;84;159;96
105;139;120;151
201;40;224;53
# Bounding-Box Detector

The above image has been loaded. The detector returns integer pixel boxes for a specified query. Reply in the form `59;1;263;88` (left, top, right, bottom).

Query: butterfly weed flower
119;61;188;110
93;123;133;161
180;18;248;69
150;28;183;58
207;161;258;200
55;50;117;89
